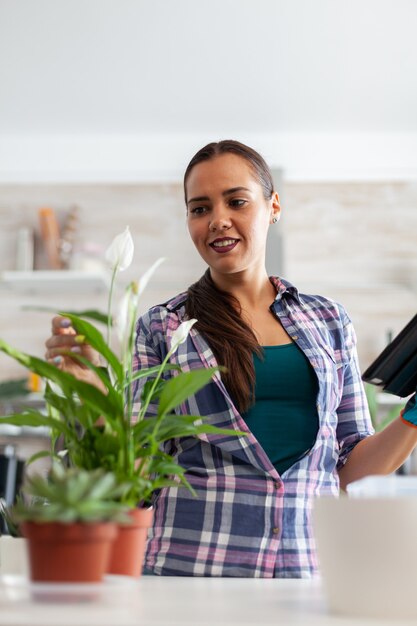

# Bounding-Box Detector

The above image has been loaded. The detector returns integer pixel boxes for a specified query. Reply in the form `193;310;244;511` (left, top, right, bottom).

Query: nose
208;207;232;232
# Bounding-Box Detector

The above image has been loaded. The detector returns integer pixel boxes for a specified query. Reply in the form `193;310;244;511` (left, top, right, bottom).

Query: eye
229;198;247;208
189;206;208;215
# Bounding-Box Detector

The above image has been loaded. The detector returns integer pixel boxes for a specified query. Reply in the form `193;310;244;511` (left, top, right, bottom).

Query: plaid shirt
132;276;374;578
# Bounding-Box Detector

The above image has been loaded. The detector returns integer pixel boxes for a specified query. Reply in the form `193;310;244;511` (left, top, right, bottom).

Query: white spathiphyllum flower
137;257;166;298
105;226;134;272
170;319;198;355
116;257;165;345
116;281;139;354
115;287;131;344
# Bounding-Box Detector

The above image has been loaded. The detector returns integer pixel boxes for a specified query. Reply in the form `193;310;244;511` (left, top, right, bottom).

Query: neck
209;266;276;309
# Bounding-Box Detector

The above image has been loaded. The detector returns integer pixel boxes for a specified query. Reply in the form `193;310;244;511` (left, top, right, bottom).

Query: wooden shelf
0;270;109;293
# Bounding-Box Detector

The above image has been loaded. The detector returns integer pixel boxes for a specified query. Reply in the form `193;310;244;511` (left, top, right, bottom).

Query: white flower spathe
105;226;134;272
116;258;165;344
137;257;166;298
115;285;136;343
170;319;198;354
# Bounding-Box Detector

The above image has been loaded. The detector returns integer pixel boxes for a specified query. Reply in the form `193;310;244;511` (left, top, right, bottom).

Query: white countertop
0;576;410;626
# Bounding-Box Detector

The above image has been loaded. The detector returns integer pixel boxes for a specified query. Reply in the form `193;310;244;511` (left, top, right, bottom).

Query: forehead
186;153;259;197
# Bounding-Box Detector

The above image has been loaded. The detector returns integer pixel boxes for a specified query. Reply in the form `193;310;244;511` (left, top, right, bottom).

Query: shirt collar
164;276;300;317
269;276;300;302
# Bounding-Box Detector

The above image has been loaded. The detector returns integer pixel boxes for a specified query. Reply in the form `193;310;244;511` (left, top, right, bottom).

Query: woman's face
185;153;280;279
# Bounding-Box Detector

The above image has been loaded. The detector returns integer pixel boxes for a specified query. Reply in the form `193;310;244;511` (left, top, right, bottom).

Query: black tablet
362;313;417;398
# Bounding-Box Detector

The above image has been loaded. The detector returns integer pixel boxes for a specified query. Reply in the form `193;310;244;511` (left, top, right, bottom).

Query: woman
46;140;417;578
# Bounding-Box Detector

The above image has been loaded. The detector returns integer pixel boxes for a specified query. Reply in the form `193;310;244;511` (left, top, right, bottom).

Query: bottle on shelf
38;207;63;270
15;227;34;271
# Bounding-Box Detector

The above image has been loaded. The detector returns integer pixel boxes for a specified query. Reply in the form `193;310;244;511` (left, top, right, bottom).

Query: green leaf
0;412;69;436
157;368;219;417
87;473;117;500
0;339;122;421
44;382;77;415
141;378;165;404
66;471;93;503
59;313;123;383
144;413;245;444
0;339;79;390
60;352;122;409
127;363;181;386
15;466;131;523
26;450;55;466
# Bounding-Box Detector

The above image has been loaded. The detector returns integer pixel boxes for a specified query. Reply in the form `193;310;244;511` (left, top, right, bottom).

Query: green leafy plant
12;464;129;524
0;227;241;508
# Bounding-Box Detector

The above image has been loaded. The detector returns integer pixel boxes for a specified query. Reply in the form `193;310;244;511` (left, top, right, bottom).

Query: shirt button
274;481;281;489
317;403;321;412
272;527;280;535
291;335;298;341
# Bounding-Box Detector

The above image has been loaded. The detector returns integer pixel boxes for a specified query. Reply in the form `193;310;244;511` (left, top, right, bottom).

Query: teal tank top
241;343;319;476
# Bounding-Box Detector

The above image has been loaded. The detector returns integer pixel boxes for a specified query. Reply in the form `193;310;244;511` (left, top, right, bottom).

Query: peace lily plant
0;226;235;511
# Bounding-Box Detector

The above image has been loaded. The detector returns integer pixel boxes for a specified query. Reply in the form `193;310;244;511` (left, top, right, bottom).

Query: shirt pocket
319;344;345;412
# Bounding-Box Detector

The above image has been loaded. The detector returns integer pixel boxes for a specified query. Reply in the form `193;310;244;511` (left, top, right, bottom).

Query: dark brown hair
184;140;274;204
184;140;274;413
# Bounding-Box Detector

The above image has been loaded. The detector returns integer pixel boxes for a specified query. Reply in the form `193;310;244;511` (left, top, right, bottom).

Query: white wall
1;179;416;382
1;132;417;183
1;0;417;182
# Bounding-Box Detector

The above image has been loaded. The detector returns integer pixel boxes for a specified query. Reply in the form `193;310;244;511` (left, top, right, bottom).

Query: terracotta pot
22;521;117;583
107;507;153;577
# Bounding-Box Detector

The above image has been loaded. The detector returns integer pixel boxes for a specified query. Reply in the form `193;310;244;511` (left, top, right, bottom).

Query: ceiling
0;0;416;180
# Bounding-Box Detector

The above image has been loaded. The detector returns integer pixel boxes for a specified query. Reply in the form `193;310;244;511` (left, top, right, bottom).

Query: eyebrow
187;187;251;205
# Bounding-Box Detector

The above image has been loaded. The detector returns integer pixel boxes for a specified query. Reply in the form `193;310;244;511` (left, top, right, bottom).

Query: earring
272;217;278;224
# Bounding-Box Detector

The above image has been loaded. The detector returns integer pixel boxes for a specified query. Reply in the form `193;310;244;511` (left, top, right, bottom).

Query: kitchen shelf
0;270;109;294
0;424;50;439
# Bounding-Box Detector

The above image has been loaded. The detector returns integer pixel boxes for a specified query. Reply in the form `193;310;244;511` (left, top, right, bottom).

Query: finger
51;316;76;335
46;355;64;368
45;335;77;350
45;346;83;360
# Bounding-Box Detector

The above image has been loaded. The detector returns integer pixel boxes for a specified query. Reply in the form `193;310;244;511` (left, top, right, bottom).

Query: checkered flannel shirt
132;276;374;577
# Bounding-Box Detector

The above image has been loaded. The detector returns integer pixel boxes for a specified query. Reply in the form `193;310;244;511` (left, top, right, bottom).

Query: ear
270;192;281;223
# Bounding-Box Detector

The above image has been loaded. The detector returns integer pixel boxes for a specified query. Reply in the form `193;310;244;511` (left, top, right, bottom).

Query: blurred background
0;0;416;445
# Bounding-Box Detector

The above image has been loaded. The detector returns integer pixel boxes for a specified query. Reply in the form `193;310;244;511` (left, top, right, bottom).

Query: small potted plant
0;227;240;578
10;463;129;583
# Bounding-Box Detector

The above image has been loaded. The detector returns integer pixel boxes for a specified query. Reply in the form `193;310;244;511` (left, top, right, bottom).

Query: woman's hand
45;316;105;390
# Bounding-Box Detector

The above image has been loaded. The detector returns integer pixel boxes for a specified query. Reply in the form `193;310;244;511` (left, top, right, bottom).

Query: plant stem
124;293;137;477
135;348;176;482
138;348;174;421
106;265;118;348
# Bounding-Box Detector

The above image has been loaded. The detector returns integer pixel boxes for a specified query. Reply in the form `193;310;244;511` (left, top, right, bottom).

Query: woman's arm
334;308;417;491
338;402;417;491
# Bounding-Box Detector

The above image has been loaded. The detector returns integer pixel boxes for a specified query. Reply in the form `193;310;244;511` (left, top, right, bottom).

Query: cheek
248;214;269;240
187;220;203;248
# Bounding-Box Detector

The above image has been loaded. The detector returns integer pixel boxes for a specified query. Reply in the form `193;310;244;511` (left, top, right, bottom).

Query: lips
209;237;240;254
